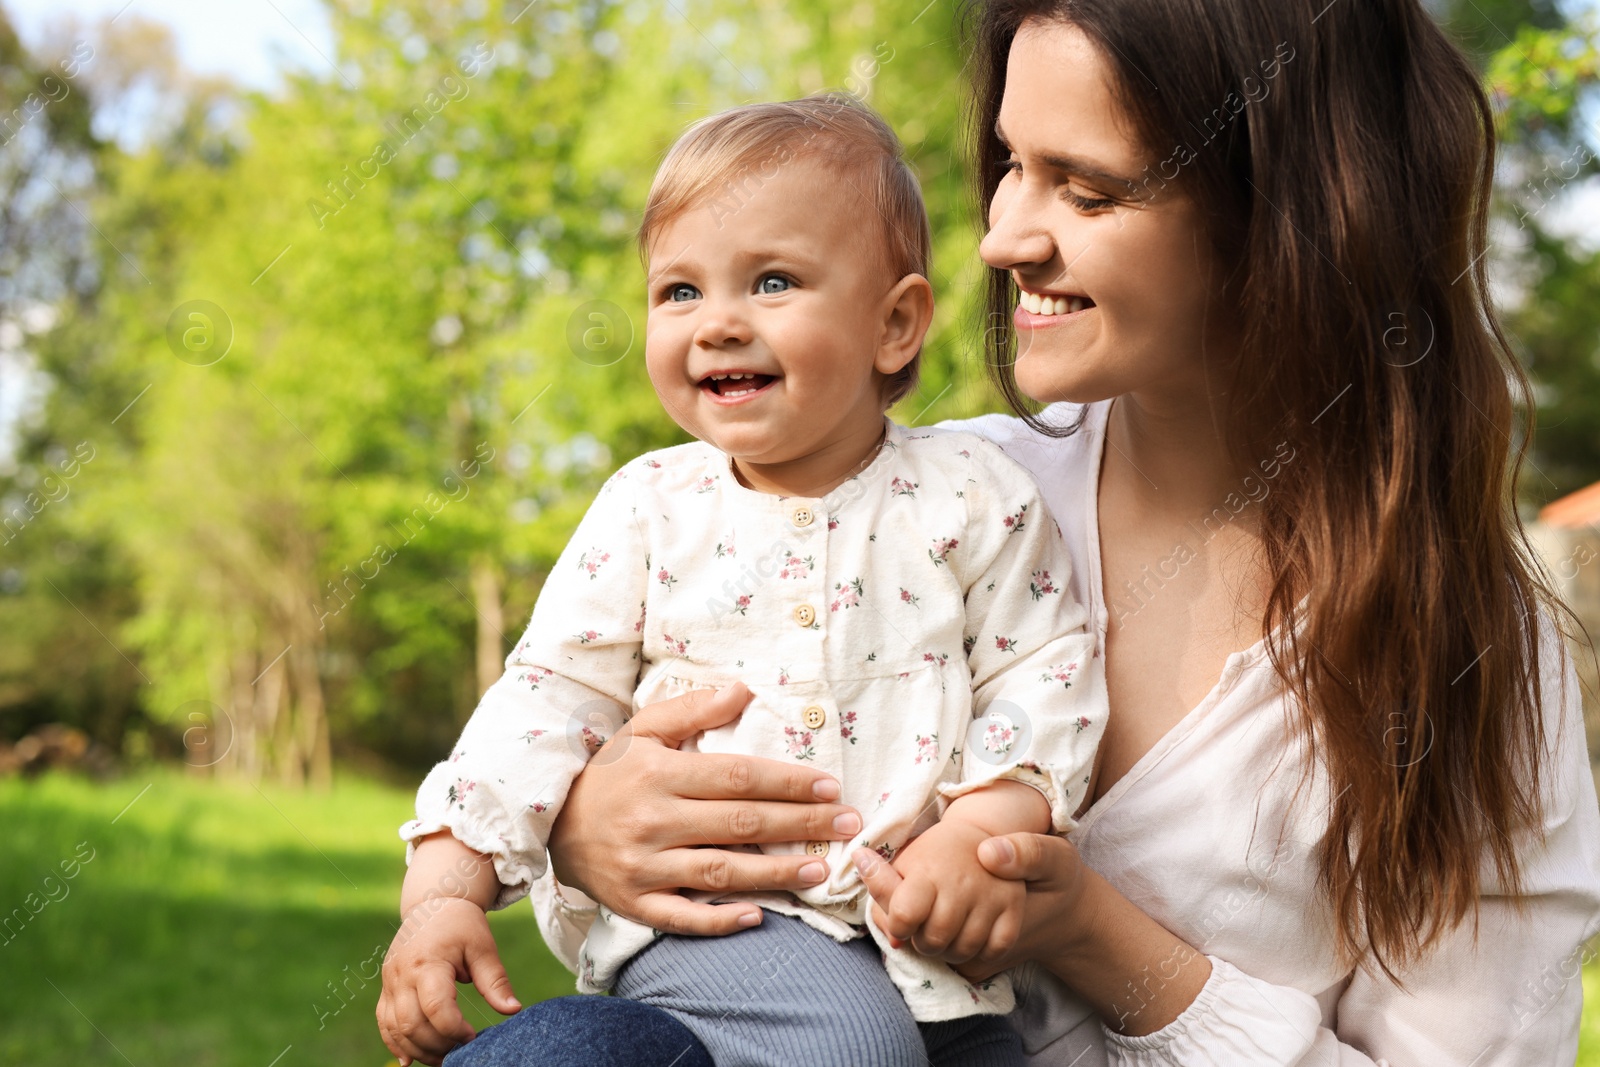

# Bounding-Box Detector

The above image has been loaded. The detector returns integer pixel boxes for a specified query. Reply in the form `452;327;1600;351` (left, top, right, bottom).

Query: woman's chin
1013;352;1104;407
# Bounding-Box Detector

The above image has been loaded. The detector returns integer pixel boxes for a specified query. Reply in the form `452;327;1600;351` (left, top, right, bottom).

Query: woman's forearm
1046;865;1212;1037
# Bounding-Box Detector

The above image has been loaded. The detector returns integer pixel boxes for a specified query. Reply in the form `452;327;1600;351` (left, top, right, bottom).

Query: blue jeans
441;995;713;1067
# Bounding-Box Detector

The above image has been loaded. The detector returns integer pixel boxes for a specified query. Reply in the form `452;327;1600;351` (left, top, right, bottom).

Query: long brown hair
965;0;1586;979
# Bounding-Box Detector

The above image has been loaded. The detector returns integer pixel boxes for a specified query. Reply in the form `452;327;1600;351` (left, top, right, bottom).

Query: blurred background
1;0;1598;1062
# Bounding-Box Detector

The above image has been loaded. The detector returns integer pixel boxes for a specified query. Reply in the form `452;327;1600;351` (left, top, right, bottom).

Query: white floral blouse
400;416;1107;1023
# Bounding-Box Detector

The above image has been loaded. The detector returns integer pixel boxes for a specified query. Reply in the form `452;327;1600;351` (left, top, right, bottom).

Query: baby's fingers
884;875;936;943
387;984;458;1066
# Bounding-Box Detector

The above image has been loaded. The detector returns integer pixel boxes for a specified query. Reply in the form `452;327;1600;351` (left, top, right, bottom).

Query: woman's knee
441;995;713;1067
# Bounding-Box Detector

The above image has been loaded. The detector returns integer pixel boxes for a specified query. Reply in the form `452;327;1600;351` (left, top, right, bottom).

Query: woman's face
980;18;1237;406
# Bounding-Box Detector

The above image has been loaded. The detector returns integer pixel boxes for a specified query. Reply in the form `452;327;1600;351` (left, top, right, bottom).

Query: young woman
385;1;1600;1063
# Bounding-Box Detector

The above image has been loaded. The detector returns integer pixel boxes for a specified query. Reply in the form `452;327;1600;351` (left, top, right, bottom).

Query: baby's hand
857;818;1027;965
376;896;521;1066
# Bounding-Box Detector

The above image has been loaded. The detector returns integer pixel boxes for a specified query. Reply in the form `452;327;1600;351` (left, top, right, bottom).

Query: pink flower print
776;666;790;686
783;726;816;761
530;799;550;813
994;635;1018;654
574;630;600;644
777;555;815;580
580;726;606;754
662;632;690;657
982;721;1017;757
922;651;950;668
633;600;646;633
643;459;662;468
1001;503;1029;534
963;634;977;656
889;476;918;499
1074;716;1092;733
912;732;939;765
899;587;920;608
715;532;736;558
577;548;611;579
958;448;972;458
840;711;859;745
446;778;476;809
694;475;716;493
928;537;959;566
521;729;547;744
873;841;897;863
831;577;864;612
826;516;839;530
1029;569;1059;600
518;666;553;690
878;790;891;807
731;594;752;616
1040;662;1078;689
656;568;677;591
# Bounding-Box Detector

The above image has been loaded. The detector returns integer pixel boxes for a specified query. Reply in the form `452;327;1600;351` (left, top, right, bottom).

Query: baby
395;94;1107;1067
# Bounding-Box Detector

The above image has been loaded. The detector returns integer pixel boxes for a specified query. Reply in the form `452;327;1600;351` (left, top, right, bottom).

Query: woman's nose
980;181;1057;271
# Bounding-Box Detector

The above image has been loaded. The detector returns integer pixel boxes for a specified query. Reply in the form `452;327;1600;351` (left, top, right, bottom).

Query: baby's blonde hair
637;93;931;407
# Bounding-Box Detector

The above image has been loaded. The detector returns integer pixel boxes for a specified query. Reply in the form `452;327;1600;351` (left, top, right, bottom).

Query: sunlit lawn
5;767;1600;1065
0;767;573;1066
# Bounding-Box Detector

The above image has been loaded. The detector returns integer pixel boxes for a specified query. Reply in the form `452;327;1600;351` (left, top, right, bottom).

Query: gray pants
611;908;1024;1067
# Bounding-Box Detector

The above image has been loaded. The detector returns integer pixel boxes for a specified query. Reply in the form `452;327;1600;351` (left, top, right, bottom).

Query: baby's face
644;157;905;466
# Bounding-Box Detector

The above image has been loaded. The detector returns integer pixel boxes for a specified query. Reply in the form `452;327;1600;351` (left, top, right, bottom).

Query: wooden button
805;840;830;857
793;604;816;627
791;505;815;528
803;705;826;728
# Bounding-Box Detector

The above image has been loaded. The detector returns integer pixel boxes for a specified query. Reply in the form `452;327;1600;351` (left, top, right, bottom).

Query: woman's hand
859;830;1213;1036
855;831;1090;982
547;682;864;936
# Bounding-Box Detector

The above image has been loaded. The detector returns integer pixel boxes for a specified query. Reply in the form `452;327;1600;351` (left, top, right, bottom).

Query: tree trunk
471;555;505;697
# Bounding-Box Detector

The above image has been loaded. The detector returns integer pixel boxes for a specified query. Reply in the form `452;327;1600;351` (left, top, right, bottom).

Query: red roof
1540;480;1600;529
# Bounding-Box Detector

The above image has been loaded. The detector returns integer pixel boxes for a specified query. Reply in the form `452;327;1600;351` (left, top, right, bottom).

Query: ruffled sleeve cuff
1104;955;1322;1066
398;809;540;913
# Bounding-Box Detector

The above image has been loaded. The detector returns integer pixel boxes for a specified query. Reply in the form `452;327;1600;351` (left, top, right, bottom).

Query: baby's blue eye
667;283;699;302
758;275;791;294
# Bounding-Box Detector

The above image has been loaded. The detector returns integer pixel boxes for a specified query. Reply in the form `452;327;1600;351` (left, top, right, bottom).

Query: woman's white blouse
940;400;1600;1066
404;418;1107;1021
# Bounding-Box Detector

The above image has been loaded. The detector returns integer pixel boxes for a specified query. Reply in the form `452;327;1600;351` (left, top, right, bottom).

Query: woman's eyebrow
994;119;1140;191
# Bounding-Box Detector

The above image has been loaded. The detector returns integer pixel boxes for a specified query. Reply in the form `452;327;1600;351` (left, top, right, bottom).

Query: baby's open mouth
699;372;777;398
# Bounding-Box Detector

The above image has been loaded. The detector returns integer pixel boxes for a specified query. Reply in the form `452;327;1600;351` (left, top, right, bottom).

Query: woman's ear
874;273;935;376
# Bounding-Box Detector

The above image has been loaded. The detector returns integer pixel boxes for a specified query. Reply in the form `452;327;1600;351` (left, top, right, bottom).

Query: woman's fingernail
799;861;827;883
982;837;1016;865
833;812;861;834
812;779;841;800
738;910;762;927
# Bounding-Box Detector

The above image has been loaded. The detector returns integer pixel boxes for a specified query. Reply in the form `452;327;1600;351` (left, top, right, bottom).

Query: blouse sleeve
398;462;652;911
935;439;1108;834
1105;612;1600;1066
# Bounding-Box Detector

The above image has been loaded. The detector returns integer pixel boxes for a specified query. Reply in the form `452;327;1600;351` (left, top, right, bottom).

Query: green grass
5;768;1600;1065
0;768;574;1066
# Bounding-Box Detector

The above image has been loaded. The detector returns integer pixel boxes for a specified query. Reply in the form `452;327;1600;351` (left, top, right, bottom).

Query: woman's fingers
629;846;833;911
977;831;1064;881
632;891;771;937
657;748;846;804
621;684;755;749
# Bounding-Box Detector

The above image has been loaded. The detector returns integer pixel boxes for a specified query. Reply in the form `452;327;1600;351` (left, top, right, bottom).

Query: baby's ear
875;273;935;376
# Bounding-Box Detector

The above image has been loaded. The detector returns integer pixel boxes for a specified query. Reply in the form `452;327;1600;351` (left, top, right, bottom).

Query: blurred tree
5;0;1597;784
